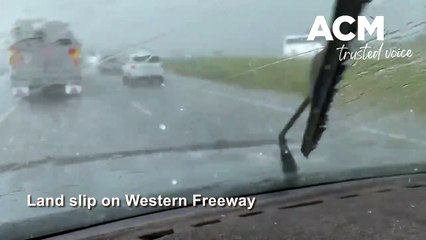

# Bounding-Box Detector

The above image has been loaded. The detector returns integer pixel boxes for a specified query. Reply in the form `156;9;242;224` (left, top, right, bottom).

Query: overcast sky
0;0;424;56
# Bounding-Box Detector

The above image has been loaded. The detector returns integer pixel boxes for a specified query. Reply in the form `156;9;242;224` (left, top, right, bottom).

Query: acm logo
308;16;384;41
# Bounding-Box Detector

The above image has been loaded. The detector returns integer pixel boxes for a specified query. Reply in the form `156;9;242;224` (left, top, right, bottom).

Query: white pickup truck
8;19;82;97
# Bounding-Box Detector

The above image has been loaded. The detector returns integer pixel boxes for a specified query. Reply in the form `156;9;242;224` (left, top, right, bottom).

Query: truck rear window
13;37;43;50
56;39;72;46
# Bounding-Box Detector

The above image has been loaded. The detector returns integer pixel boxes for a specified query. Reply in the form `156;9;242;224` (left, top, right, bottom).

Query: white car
122;52;165;86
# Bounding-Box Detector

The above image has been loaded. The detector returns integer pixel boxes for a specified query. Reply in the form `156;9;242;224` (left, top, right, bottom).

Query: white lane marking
358;126;426;146
0;105;18;125
197;89;295;114
131;101;153;116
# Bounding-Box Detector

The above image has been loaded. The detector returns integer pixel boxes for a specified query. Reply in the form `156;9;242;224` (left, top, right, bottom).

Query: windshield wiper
278;0;372;172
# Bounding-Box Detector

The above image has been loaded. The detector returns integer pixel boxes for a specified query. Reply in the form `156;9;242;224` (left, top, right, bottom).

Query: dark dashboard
43;173;426;240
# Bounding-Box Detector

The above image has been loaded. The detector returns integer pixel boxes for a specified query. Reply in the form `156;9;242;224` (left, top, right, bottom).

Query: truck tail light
9;47;22;67
69;48;80;65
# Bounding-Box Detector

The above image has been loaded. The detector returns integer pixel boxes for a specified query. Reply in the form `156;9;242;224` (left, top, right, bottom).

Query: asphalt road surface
0;66;425;238
0;66;425;166
0;69;302;165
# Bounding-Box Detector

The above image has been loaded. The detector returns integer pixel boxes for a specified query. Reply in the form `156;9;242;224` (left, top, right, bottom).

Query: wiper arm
278;0;372;172
278;97;310;173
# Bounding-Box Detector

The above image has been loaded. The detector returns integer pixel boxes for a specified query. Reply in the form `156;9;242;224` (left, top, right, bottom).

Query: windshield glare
0;0;425;239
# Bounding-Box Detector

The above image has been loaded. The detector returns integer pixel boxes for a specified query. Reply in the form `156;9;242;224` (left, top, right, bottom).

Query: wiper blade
302;0;371;157
278;0;372;171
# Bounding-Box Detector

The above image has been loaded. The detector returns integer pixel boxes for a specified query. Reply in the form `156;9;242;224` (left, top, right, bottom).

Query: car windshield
133;55;151;62
0;0;425;239
148;56;161;63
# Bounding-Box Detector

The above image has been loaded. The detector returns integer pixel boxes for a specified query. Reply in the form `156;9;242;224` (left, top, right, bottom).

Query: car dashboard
43;173;426;240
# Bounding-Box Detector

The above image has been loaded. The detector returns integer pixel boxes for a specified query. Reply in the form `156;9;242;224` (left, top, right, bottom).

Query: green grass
165;57;311;96
337;55;425;111
164;41;426;114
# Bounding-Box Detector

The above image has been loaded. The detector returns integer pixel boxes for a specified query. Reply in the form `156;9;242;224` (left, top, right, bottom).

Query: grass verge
164;41;425;114
165;57;311;96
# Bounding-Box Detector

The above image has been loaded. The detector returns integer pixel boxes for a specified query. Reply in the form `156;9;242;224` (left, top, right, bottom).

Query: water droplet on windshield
368;210;372;214
413;168;418;172
75;152;80;156
2;147;7;151
180;108;184;111
410;109;414;113
161;83;166;87
357;71;368;76
159;124;167;130
259;152;263;156
410;204;415;208
172;179;178;185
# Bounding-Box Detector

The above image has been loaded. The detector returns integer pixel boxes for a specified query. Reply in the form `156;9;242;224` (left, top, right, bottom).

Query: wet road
0;68;303;165
0;66;425;167
0;66;426;239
